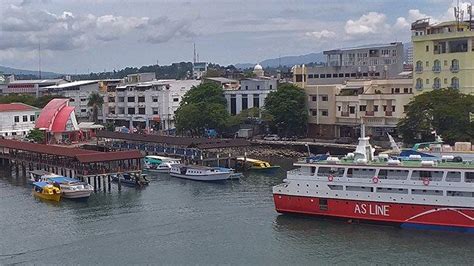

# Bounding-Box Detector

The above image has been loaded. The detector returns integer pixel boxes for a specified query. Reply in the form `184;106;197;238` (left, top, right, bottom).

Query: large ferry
273;126;474;232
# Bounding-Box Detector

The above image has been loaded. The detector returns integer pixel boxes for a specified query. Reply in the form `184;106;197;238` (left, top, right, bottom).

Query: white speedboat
27;170;61;184
170;165;231;181
45;177;93;199
143;155;181;173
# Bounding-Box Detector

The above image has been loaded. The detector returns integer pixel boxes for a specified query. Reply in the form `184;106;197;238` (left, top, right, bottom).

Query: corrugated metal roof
97;131;250;149
44;80;98;89
76;150;142;163
0;103;38;112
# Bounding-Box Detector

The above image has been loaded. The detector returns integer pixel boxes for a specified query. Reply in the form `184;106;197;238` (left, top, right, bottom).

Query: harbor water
1;158;473;264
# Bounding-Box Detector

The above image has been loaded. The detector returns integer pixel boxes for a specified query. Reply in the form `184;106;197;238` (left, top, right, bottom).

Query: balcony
432;66;441;73
450;65;459;73
365;111;374;116
385;111;393;117
415;66;423;73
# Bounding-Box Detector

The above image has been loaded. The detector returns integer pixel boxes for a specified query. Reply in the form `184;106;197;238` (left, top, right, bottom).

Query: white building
103;79;201;131
3;78;68;96
44;80;101;120
0;103;40;139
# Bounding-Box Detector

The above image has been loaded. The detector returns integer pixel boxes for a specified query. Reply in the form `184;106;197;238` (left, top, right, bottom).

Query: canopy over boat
33;181;50;188
49;177;80;183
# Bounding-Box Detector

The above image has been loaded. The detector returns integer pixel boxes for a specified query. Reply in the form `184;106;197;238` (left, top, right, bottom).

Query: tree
87;92;104;123
264;83;307;137
175;83;229;136
25;128;45;143
398;88;474;145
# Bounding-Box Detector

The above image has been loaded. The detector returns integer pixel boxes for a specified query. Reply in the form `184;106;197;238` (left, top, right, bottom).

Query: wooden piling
93;176;97;192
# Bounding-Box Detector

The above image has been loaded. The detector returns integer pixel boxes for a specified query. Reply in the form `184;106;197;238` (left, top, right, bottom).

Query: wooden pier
0;139;143;192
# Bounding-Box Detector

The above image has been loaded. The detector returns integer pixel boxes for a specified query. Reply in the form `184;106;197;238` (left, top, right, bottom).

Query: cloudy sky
0;0;470;73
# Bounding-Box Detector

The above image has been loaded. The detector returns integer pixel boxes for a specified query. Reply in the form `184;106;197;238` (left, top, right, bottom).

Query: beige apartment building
304;77;413;139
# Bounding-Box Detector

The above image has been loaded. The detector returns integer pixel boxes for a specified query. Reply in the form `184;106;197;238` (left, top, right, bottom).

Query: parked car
263;134;280;141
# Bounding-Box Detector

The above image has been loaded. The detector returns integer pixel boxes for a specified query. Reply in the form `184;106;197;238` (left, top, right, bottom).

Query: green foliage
264;83;307;137
26;128;45;143
87;92;104;123
175;83;229;136
398;88;474;145
0;94;65;108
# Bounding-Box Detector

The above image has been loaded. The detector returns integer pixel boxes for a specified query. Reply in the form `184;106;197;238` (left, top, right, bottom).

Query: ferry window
347;168;376;178
346;186;373;192
465;172;474;183
447;191;474;197
317;167;345;177
385;169;408;180
446;171;461;182
412;170;442;181
328;185;343;190
376;187;408;194
319;198;328;211
412;189;443;196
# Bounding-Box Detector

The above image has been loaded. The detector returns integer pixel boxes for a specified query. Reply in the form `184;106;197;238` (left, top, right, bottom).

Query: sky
0;0;471;73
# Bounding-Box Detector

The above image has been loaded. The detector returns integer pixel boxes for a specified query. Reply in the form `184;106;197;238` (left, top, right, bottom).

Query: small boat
170;164;231;181
27;170;61;184
32;181;61;202
48;177;93;199
215;167;242;179
111;173;149;187
236;157;280;172
143;155;181;173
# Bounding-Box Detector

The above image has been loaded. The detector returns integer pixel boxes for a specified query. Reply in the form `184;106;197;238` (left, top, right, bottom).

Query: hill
236;52;325;69
0;65;62;79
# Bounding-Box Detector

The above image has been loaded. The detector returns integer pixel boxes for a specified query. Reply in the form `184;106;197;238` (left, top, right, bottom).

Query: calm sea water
1;158;473;265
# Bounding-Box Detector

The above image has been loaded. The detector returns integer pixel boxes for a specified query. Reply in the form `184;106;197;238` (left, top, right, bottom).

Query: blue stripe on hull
401;223;474;233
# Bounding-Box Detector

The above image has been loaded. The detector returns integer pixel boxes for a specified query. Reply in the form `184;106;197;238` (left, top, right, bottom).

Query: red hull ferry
273;126;474;232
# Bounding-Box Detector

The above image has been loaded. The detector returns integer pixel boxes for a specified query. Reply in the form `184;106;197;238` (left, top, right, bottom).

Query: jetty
0;139;143;191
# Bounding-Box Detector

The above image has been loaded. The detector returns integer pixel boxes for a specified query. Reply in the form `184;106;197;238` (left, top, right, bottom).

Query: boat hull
170;172;231;181
33;191;61;202
143;167;170;173
62;190;92;199
273;194;474;232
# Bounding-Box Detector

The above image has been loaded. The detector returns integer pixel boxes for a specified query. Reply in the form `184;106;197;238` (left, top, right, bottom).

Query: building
193;62;208;79
3;78;68;96
44;80;101;120
103;78;201;131
305;77;413;139
203;77;240;90
35;98;81;143
99;79;122;93
293;43;404;86
222;64;278;115
411;18;474;94
0;103;40;139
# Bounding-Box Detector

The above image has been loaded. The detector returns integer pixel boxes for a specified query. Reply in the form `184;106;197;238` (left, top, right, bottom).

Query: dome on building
254;63;263;71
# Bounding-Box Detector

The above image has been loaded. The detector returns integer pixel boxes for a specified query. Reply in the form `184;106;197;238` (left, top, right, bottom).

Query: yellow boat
33;182;61;202
236;157;280;172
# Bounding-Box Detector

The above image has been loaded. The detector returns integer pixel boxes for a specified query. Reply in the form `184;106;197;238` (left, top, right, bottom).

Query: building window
321;95;328;101
433;77;441;89
403;105;409;112
311;109;317;116
69;98;75;102
392;106;396;112
256;85;260;90
295;74;303;82
451;77;460;89
253;94;260;108
451;59;460;72
270;85;273;90
128;97;135;102
394;88;400;93
245;86;249;90
433;60;441;72
118;108;125;114
311;96;317;101
152;108;159;115
425;61;429;67
320;74;326;78
230;96;236;115
138;108;145;114
426;79;430;85
128;108;135;114
444;78;448;84
349;106;355;114
416;78;423;90
321;109;328;116
425;45;429;52
314;74;319;78
138;96;145;102
81;109;87;113
374;105;379;112
14;116;19;123
173;98;179;102
109;107;115;114
242;94;248;110
359;105;367;112
23;115;28;122
308;74;314;79
448;39;468;53
403;88;409;93
30;115;35;121
152;96;158;102
118;97;124;102
80;98;87;102
108;96;115;102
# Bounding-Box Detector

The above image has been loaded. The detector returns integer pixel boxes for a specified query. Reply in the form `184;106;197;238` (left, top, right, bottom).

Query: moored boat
48;177;93;199
143;155;181;173
111;173;149;187
236;157;280;172
273;125;474;232
170;164;231;181
28;170;61;184
32;182;61;202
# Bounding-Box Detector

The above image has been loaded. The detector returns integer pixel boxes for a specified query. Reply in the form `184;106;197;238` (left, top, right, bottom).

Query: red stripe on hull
273;194;474;229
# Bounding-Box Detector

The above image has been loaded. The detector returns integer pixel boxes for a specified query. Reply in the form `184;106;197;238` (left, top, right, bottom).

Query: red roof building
35;98;80;143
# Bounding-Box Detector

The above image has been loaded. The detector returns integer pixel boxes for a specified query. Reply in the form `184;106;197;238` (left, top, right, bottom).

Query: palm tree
87;92;104;123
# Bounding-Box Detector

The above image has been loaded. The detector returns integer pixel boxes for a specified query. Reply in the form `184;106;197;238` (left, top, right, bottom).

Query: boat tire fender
423;178;430;186
328;175;334;182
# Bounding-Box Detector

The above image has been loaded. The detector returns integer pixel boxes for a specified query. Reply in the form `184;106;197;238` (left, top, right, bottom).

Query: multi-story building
304;77;413;139
203;77;240;90
44;80;101;120
0;103;40;139
411;19;474;94
293;43;404;86
103;78;200;131
224;78;278;115
3;78;68;96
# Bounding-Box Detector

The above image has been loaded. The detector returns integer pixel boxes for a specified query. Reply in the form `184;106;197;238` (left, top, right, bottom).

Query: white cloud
344;12;387;35
305;30;336;40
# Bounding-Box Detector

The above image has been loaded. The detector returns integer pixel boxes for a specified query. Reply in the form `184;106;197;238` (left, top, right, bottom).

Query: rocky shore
209;144;307;158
